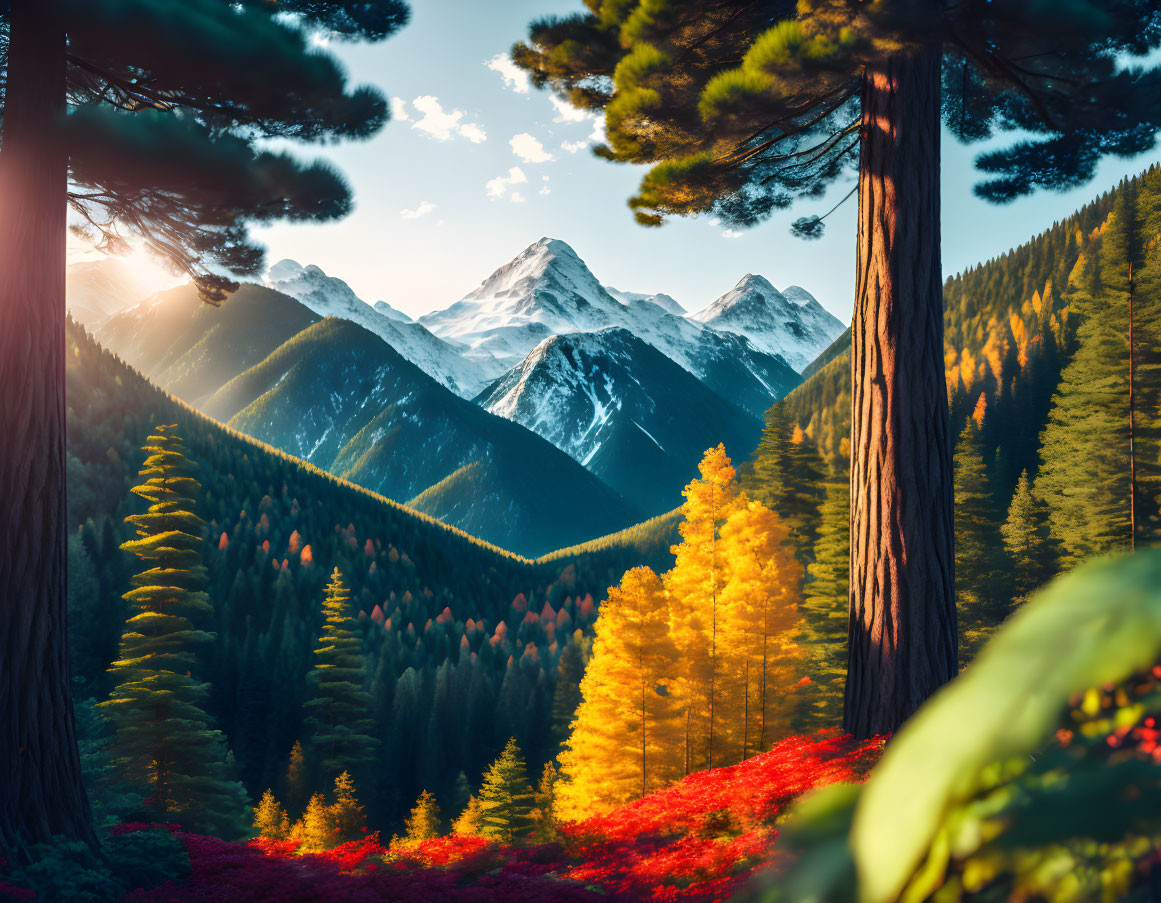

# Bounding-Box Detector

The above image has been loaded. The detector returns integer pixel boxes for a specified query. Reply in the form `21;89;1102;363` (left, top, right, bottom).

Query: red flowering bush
113;731;881;902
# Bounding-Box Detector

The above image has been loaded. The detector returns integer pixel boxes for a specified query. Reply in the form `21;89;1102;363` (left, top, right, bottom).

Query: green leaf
851;550;1161;903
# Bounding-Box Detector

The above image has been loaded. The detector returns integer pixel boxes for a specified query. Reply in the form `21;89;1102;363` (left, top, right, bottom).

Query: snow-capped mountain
477;327;762;513
422;238;803;417
691;274;844;372
604;285;686;315
265;259;488;397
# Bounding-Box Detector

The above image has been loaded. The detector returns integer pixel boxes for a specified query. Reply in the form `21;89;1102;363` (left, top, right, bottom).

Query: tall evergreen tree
477;738;536;844
304;569;377;783
101;425;249;838
798;472;850;729
514;0;1161;739
0;0;409;848
953;418;1006;656
1001;470;1056;603
548;633;586;756
403;789;441;843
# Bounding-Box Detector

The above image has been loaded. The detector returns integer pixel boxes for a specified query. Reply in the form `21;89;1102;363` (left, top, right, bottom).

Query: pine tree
513;0;1161;741
532;762;561;843
297;792;334;853
477;738;535;844
746;402;826;562
1001;470;1056;603
558;567;682;819
1;0;409;849
285;740;308;818
953;419;1007;657
452;794;483;837
253;789;290;841
717;499;805;758
665;445;743;772
329;771;366;843
403;790;441;843
1036;198;1140;568
798;473;850;730
101;425;249;838
549;635;586;756
304;568;377;782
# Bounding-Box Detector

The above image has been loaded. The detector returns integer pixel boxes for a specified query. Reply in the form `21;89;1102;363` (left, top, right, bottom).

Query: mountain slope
266;259;487;396
691;274;845;371
478;328;762;512
213;317;641;555
97;283;322;406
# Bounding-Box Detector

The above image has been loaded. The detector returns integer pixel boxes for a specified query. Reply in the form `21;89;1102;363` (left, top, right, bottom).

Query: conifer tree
404;790;441;843
1036;198;1142;568
717;499;805;758
953;419;1006;655
798;473;851;729
101;425;249;838
549;634;587;756
532;762;561;843
452;794;483;837
285;740;308;818
1;0;410;848
514;0;1161;740
329;771;366;844
558;567;682;819
253;789;290;841
746;402;826;561
296;792;334;853
477;738;535;844
1001;470;1056;603
304;569;377;782
665;445;743;772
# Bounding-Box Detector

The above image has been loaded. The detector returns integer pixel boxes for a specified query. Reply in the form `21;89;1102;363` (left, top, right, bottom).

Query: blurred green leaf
852;550;1161;903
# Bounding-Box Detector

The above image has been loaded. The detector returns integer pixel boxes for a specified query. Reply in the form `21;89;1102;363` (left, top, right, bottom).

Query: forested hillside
65;320;642;831
753;165;1161;715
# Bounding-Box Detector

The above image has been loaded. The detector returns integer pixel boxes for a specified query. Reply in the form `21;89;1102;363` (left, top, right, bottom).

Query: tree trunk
0;0;96;853
844;45;957;739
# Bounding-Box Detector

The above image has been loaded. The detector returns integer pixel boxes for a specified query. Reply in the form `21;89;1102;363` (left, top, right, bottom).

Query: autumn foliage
95;730;880;901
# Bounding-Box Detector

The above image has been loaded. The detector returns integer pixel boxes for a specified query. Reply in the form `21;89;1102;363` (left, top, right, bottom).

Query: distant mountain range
75;237;845;553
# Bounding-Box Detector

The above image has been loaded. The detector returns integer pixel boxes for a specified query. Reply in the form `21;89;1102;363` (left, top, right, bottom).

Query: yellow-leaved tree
717;499;806;760
665;445;743;773
557;566;682;820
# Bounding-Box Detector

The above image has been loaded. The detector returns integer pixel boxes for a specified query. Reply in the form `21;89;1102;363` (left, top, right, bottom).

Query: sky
85;0;1161;325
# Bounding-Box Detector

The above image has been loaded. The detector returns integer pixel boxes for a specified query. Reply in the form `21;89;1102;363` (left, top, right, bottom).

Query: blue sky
241;0;1161;324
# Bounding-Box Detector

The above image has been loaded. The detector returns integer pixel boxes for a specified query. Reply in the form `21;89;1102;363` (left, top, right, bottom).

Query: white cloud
400;201;436;220
410;96;487;143
390;97;410;122
561;138;588;154
722;228;744;239
539;175;551;196
486;53;531;94
510;191;526;204
560;116;606;154
549;95;589;123
458;122;487;144
510;133;554;164
486;166;528;200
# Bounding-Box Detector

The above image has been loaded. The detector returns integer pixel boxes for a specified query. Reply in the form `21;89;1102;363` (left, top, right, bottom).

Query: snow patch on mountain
264;259;489;397
690;274;844;371
604;285;686;315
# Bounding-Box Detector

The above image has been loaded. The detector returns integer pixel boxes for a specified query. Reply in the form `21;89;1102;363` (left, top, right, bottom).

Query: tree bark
844;45;957;739
0;0;96;853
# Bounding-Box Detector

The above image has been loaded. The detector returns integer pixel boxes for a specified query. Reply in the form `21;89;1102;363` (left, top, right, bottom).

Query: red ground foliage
118;731;882;902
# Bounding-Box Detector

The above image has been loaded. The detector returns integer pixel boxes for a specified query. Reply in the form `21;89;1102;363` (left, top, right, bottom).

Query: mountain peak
266;258;306;283
733;273;777;293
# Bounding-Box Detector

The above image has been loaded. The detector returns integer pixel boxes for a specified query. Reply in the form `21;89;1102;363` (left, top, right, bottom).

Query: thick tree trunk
0;0;96;853
843;45;957;739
